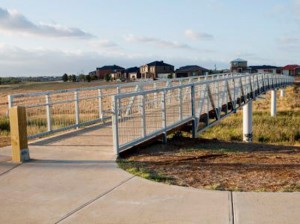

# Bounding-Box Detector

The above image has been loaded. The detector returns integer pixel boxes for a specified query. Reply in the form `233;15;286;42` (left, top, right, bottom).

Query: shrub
0;117;10;132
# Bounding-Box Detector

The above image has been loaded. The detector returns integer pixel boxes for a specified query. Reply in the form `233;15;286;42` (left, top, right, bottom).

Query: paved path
0;124;299;224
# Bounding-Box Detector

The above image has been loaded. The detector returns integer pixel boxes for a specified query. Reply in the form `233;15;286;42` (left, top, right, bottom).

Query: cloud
295;0;300;16
277;36;300;51
0;44;221;76
89;39;119;48
279;36;300;44
124;34;194;50
0;7;93;38
184;29;214;41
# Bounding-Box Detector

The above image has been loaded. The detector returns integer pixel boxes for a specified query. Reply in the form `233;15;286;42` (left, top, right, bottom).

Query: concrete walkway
0;124;299;224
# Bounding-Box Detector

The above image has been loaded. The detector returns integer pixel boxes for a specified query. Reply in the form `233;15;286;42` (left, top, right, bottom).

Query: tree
62;73;68;82
104;73;111;82
72;74;77;82
86;74;91;82
78;74;86;82
167;74;173;79
91;74;98;81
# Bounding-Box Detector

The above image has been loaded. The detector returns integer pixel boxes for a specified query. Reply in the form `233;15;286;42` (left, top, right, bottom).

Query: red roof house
282;65;300;76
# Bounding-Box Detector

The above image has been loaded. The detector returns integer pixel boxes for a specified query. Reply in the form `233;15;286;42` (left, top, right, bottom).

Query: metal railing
8;74;232;139
112;73;294;154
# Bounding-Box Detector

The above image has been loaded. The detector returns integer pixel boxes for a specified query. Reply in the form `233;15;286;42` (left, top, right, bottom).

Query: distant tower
230;58;248;73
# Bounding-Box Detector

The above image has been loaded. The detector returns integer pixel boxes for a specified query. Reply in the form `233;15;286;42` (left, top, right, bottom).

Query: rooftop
97;65;125;71
146;61;174;67
249;65;280;70
125;67;140;73
176;65;209;73
282;64;300;70
231;58;247;63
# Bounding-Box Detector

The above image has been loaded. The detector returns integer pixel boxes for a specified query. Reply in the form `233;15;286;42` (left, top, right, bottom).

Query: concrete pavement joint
55;175;135;224
229;191;235;224
0;163;22;177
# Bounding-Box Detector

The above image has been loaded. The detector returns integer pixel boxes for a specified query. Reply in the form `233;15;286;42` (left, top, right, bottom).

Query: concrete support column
280;89;285;98
243;100;253;143
9;106;30;162
271;90;277;117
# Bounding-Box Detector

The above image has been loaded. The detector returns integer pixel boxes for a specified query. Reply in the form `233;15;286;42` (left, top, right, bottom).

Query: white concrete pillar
271;90;276;117
280;89;285;98
243;100;253;143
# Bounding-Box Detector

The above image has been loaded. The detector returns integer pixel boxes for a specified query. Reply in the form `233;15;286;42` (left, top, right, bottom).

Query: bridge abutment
271;90;277;117
243;100;253;143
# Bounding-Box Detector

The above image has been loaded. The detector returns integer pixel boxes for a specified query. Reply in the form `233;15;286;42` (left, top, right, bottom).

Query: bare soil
0;136;10;148
120;137;300;192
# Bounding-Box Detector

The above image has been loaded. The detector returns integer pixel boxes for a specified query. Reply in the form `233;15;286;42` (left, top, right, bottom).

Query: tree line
62;73;99;82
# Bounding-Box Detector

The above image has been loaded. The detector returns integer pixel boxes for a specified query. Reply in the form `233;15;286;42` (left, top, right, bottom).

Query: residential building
248;65;282;74
282;65;300;76
175;65;209;78
125;67;141;80
140;61;174;79
95;65;125;79
230;58;248;73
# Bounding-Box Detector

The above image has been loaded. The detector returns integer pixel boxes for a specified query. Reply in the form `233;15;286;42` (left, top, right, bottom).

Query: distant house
282;65;300;76
248;65;282;74
89;71;97;77
175;65;209;78
96;65;125;79
140;61;174;79
230;58;248;73
125;67;141;80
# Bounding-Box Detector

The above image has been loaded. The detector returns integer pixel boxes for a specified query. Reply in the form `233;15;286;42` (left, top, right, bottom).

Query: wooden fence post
9;106;30;162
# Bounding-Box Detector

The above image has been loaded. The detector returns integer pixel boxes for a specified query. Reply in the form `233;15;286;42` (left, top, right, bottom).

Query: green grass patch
280;184;300;192
0;116;10;134
118;159;173;183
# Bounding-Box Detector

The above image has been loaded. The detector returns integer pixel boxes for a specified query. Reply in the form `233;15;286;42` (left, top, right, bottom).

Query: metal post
161;91;167;143
206;86;210;125
117;86;121;115
7;95;13;117
98;89;103;120
179;86;183;120
112;96;119;155
191;85;197;138
280;89;285;98
243;100;253;143
233;78;237;113
45;94;52;132
141;94;146;137
271;90;277;117
216;78;220;119
154;83;158;108
74;91;80;128
8;95;13;109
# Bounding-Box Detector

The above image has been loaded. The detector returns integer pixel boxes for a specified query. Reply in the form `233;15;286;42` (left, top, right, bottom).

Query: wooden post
9;106;30;162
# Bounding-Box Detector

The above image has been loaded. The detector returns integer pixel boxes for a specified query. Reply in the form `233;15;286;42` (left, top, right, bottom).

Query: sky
0;0;299;77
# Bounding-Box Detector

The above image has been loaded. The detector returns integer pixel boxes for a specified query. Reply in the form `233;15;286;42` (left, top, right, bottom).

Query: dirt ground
0;136;10;148
120;137;300;192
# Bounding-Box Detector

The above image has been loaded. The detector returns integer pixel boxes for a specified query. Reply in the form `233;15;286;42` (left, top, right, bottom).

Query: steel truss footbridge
8;73;294;155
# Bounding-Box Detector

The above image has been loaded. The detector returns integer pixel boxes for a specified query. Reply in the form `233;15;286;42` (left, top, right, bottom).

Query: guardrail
112;73;294;154
8;73;232;139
